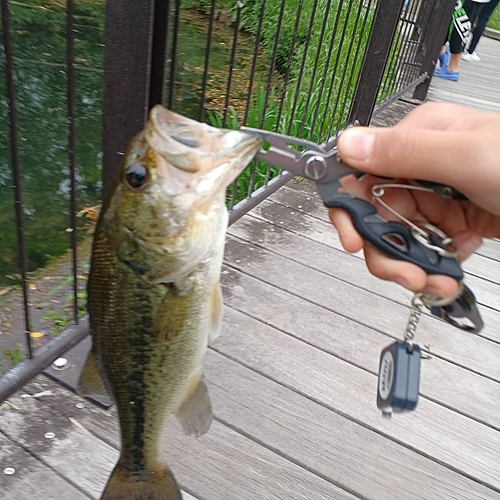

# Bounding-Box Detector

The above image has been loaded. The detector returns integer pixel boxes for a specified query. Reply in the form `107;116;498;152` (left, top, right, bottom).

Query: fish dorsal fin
174;373;212;438
77;348;110;398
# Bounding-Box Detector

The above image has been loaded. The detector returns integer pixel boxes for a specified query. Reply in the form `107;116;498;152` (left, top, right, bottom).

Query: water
0;1;261;286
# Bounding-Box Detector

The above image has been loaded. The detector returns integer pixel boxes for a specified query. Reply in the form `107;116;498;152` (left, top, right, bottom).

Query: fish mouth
147;105;263;173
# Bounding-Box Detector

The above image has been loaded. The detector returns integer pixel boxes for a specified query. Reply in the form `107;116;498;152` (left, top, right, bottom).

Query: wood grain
224;227;500;382
251;193;500;343
1;379;356;500
214;305;500;493
0;432;90;500
220;263;500;431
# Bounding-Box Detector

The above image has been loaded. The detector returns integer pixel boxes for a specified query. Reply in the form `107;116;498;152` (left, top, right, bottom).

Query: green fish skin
77;106;262;500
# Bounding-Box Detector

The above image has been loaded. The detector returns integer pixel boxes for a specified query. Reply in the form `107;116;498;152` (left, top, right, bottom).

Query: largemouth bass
77;105;262;500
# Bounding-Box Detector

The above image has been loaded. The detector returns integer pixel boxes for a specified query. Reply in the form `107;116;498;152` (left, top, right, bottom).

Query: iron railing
0;0;456;402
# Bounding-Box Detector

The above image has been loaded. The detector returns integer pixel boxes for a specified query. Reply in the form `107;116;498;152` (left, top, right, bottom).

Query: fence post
347;0;406;126
413;0;456;101
102;0;156;198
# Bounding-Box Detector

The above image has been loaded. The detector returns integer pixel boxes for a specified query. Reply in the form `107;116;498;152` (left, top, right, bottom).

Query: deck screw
44;432;55;439
52;358;69;371
3;468;15;475
76;402;86;409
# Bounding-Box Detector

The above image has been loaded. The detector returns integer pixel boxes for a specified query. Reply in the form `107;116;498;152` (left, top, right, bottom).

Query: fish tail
101;462;183;500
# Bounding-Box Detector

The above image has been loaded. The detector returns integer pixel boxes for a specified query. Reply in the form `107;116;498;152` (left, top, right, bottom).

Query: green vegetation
42;310;72;335
0;0;105;286
0;1;259;286
207;0;375;204
2;346;24;367
1;0;375;284
487;5;500;31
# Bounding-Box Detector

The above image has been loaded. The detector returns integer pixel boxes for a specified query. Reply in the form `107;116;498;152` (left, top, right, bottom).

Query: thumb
337;126;475;189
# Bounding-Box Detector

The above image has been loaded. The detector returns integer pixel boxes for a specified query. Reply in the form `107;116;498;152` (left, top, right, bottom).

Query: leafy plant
2;347;24;367
42;310;72;335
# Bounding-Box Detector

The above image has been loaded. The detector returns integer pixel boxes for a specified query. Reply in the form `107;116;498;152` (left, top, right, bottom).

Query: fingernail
458;235;483;260
339;129;375;163
422;285;446;298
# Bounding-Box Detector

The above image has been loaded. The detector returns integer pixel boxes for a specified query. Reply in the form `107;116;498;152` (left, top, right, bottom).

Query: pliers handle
241;126;466;281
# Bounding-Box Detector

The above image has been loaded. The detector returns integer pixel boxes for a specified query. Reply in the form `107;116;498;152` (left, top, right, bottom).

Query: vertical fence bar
167;0;181;110
336;0;376;135
1;0;32;358
66;0;78;322
411;0;437;81
318;1;355;138
413;0;455;101
242;0;266;126
288;0;319;134
395;1;419;89
149;0;170;109
347;0;406;126
299;0;333;138
276;0;304;130
249;0;286;191
399;0;425;88
310;0;344;140
102;0;156;198
327;0;369;138
378;13;405;99
222;2;243;127
198;0;217;123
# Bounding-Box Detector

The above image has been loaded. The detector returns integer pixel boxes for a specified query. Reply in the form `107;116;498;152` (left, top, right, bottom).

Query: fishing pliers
241;125;483;333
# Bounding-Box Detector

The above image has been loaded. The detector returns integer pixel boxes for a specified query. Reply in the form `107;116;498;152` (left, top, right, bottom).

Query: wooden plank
274;181;500;283
2;380;356;500
220;264;500;431
0;392;199;500
0;432;90;500
278;182;500;262
241;199;500;344
9;366;500;500
214;307;500;495
0;393;118;499
428;37;500;112
224;228;500;382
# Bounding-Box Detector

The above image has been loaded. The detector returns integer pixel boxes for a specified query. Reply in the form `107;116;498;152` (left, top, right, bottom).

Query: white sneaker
461;51;480;61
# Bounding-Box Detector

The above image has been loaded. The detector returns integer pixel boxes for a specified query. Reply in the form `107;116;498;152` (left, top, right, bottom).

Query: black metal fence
0;0;456;402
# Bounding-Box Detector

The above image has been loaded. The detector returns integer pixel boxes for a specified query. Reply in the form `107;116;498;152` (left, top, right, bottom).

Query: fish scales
77;106;262;500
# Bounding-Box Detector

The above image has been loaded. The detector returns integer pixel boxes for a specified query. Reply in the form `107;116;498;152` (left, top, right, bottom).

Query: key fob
377;341;421;415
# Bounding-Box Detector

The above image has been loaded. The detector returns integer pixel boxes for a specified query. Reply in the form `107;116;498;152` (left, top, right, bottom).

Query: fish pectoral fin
208;282;224;344
76;349;109;398
174;374;212;438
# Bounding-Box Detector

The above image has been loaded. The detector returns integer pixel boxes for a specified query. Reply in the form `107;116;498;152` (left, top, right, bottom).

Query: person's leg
446;2;471;72
467;0;500;54
464;0;483;27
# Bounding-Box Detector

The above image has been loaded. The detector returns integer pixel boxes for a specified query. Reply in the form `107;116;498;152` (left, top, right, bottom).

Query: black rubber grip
324;195;463;281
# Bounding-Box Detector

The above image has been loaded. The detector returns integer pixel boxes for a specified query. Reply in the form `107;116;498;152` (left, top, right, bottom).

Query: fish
76;105;262;500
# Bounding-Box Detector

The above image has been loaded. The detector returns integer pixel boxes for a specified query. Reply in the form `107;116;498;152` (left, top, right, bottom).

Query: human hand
329;102;500;298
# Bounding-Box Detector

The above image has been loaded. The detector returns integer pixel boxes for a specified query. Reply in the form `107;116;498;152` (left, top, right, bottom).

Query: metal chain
405;294;424;352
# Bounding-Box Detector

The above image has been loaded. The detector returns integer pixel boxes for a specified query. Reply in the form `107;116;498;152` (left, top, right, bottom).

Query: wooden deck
2;39;500;500
428;35;500;111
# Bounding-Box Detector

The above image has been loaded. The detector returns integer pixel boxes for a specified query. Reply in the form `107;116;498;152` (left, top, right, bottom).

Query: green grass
207;0;375;206
42;310;72;335
487;4;500;31
2;346;24;367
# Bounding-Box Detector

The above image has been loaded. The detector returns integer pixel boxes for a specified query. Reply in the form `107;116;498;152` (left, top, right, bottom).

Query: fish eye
125;162;148;189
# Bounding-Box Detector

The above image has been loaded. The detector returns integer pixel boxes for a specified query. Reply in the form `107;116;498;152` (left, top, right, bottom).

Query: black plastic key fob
377;341;421;414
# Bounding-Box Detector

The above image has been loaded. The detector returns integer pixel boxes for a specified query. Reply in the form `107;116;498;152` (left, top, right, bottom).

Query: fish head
101;105;262;282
